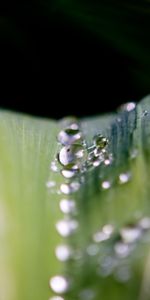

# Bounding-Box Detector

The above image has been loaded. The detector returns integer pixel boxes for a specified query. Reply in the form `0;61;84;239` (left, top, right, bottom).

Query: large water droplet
120;225;141;243
56;219;78;237
59;199;76;214
49;276;69;294
119;172;131;184
60;182;80;194
57;128;82;145
55;245;72;262
58;144;86;167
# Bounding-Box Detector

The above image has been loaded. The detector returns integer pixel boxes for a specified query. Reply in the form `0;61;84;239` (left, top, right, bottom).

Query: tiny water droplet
56;219;78;237
119;172;131;184
58;144;86;167
114;266;131;282
46;181;56;188
120;225;141;243
138;217;150;230
114;242;131;258
50;161;59;172
79;289;95;300
130;149;138;160
59;199;76;214
142;110;148;117
86;244;99;256
49;276;69;294
57;128;82;145
99;256;116;277
60;182;80;194
93;224;114;243
101;181;111;190
55;245;72;262
61;168;78;178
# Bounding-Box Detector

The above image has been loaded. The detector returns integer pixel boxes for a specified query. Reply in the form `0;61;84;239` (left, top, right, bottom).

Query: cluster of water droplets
47;102;150;299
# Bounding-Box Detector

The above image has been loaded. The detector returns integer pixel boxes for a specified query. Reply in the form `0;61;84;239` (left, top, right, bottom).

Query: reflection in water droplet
94;135;108;149
138;217;150;230
58;128;82;145
50;161;59;172
46;181;56;188
61;168;78;178
55;245;72;262
86;244;99;256
119;172;131;184
60;182;80;194
56;219;78;237
120;226;141;243
79;289;95;300
49;296;64;300
114;266;131;282
58;145;85;167
101;181;111;190
114;242;131;258
59;199;76;214
49;275;69;294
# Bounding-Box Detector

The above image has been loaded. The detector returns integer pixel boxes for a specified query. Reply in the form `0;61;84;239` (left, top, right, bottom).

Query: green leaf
1;96;150;300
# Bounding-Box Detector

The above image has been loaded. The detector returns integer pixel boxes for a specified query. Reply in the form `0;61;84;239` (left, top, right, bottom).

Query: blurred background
0;0;150;118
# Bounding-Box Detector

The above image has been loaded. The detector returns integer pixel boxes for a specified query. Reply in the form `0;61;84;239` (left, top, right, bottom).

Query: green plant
1;95;150;300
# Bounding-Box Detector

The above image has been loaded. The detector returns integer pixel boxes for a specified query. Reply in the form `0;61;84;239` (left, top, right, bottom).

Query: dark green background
0;0;150;117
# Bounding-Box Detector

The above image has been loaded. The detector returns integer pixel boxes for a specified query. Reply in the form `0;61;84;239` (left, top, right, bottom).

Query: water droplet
59;199;76;214
46;181;56;188
49;275;69;294
142;110;148;117
56;219;78;237
60;182;80;194
120;225;141;243
101;181;111;190
50;161;59;172
57;128;82;145
49;296;64;300
120;102;136;112
55;245;72;262
94;135;108;149
99;256;116;277
86;244;99;256
58;144;86;167
138;217;150;230
93;224;114;243
79;289;95;300
114;266;131;282
114;242;131;258
119;172;131;184
61;168;78;178
130;149;138;160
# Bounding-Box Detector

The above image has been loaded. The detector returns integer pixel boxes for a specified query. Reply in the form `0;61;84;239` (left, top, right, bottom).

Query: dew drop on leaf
49;275;69;294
